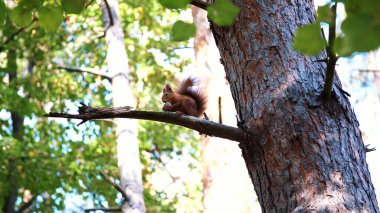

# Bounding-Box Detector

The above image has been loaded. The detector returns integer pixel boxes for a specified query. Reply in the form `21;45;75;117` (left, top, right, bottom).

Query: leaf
38;5;64;32
62;0;86;14
9;4;33;27
334;36;354;57
0;0;6;26
207;0;239;26
317;5;333;24
292;23;326;56
171;21;196;41
340;14;380;52
158;0;190;9
21;0;44;10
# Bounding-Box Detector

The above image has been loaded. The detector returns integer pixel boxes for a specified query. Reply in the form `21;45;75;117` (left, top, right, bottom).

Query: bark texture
192;6;258;212
101;1;145;212
210;0;379;212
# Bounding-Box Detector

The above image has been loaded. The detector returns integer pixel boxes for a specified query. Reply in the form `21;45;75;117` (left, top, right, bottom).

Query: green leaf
0;0;6;26
317;5;333;24
207;0;239;26
62;0;86;14
292;23;326;56
340;14;380;52
38;5;64;32
20;0;44;10
334;36;354;57
171;21;196;41
9;4;33;27
158;0;190;9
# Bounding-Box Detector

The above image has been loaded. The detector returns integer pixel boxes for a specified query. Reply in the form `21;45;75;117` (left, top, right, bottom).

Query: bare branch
365;144;376;153
44;104;247;143
85;0;96;9
191;0;210;10
84;207;122;212
56;65;112;81
99;171;129;201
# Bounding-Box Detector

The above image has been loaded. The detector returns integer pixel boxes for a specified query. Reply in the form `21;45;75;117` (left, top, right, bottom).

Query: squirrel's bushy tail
176;77;207;117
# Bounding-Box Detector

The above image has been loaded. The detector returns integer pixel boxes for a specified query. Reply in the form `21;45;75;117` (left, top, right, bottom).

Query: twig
190;0;210;10
84;207;122;212
85;0;96;9
358;69;380;73
365;144;376;153
16;196;37;213
44;103;247;143
218;96;222;124
321;3;338;99
99;171;129;201
0;18;37;52
55;65;112;81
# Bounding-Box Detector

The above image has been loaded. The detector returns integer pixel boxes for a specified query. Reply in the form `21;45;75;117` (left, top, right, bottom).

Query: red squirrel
162;77;207;117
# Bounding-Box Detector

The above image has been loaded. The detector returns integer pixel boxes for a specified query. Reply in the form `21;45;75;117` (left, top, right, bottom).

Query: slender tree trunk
192;6;258;212
101;1;145;212
211;0;379;212
3;49;21;213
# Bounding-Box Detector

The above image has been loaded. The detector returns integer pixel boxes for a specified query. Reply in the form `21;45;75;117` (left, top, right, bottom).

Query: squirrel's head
162;84;175;103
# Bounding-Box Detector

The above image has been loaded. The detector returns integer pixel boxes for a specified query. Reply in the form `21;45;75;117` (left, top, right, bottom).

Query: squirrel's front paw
163;102;172;111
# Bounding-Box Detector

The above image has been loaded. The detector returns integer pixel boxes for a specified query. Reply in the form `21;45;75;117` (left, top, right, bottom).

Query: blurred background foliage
0;0;202;212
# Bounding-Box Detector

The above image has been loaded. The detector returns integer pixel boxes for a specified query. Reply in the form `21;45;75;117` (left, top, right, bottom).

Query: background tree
191;5;258;212
0;0;202;212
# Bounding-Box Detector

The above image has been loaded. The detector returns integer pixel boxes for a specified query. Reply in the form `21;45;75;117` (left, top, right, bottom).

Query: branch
321;3;338;99
365;144;376;153
56;65;112;81
85;0;96;9
103;0;114;27
84;207;122;212
44;103;246;143
218;96;222;124
16;196;37;213
191;0;210;10
0;18;37;52
99;171;129;201
358;69;380;73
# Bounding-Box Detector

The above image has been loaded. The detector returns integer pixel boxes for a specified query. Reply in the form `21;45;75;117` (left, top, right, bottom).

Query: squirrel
162;77;207;117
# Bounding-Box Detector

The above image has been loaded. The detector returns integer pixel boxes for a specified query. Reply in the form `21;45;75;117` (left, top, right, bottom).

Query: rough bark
101;1;145;212
192;6;257;212
210;0;379;212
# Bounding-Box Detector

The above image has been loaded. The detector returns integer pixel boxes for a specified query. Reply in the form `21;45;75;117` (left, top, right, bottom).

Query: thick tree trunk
192;6;258;212
211;0;379;212
101;1;145;212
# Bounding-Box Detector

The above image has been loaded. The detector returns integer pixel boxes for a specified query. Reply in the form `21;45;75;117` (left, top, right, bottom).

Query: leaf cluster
293;0;380;56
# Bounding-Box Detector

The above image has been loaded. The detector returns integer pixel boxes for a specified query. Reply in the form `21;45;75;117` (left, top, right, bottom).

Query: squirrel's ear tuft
165;84;172;91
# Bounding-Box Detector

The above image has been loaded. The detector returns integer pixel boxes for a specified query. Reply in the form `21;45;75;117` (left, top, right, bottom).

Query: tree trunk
101;1;145;212
210;0;379;212
192;6;258;212
3;49;21;213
